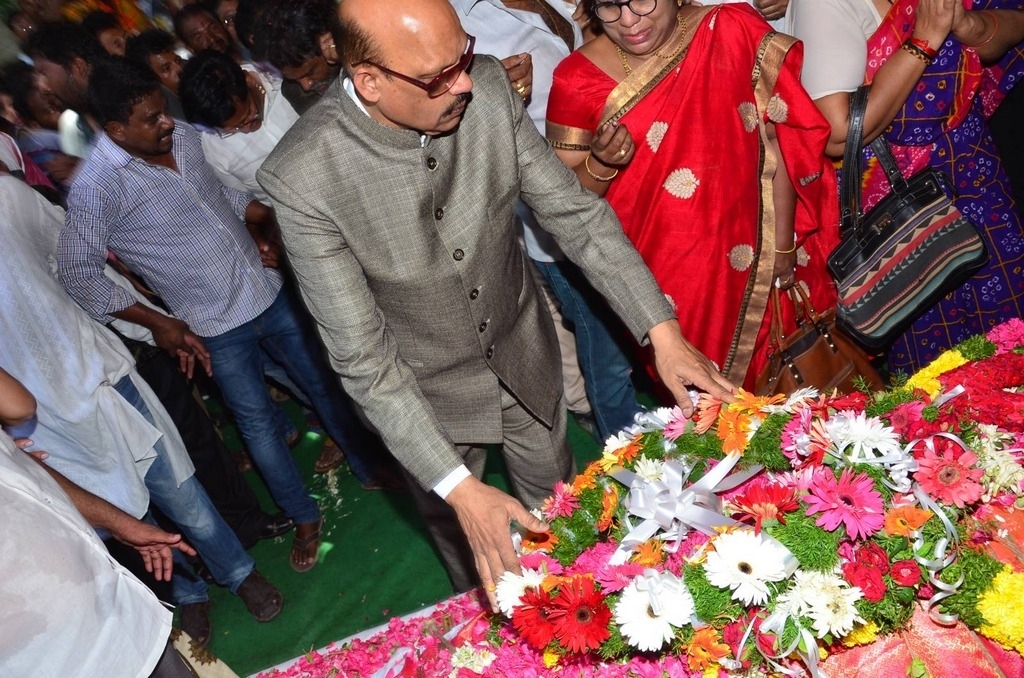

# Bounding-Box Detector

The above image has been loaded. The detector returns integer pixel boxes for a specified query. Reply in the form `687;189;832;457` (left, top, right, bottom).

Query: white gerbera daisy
495;567;546;617
775;569;845;619
634;455;664;483
704;529;796;606
761;387;820;415
827;411;902;463
604;431;635;454
806;580;863;638
613;569;695;651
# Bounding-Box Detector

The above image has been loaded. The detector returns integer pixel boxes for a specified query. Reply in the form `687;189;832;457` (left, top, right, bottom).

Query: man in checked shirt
59;58;391;577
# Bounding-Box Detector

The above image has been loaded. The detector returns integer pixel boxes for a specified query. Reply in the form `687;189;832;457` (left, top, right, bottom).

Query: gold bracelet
775;243;797;254
963;10;999;49
584;154;618;182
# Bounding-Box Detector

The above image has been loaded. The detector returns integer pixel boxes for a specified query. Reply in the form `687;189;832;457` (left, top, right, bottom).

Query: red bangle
907;37;938;59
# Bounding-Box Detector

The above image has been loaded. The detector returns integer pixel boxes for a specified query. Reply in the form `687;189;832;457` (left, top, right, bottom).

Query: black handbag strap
868;135;910;193
840;85;870;237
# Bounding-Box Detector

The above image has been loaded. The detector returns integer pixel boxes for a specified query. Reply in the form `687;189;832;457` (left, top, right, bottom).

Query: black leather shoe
179;601;212;647
237;571;283;622
259;513;295;540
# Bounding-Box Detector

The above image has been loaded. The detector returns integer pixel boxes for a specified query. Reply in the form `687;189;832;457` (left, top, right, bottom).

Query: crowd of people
1;0;1022;674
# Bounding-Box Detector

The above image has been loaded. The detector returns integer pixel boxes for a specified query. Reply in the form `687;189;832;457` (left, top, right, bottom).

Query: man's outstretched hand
649;319;736;416
445;475;548;612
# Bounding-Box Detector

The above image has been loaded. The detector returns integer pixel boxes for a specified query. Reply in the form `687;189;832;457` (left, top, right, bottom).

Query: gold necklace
615;12;688;76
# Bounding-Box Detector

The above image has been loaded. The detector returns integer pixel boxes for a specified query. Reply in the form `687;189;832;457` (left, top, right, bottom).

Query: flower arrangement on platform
261;321;1024;678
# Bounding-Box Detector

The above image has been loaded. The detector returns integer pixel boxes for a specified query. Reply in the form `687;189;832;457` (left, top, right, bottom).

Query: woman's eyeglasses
594;0;658;23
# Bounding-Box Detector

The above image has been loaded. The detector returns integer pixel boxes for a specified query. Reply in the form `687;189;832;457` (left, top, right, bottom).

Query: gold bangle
775;243;797;254
963;10;999;49
584;154;618;182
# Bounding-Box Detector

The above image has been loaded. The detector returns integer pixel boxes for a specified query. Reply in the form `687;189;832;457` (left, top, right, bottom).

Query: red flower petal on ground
511;587;556;650
547;576;612;654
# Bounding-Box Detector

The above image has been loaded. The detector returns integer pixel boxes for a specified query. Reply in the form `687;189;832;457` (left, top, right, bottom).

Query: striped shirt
60;123;282;337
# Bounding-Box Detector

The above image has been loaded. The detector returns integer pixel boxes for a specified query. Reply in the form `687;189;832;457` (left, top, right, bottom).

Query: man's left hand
755;0;788;21
648;320;736;415
445;476;548;612
111;518;197;582
255;238;283;268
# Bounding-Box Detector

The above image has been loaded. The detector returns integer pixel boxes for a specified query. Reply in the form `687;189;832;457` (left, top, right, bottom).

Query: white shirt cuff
432;464;472;499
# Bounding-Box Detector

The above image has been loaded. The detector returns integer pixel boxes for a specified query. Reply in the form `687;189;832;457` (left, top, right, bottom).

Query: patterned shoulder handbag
827;86;988;349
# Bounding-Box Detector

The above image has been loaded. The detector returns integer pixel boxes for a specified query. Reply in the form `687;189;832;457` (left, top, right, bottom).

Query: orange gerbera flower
884;505;933;537
521;529;560;553
717;406;753;454
694;394;722;435
632;539;664;567
596;486;619;532
732;389;786;415
572;467;599;494
617;435;643;464
686;627;731;671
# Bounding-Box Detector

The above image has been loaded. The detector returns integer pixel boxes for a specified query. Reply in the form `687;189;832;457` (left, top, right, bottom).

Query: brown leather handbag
755;284;886;396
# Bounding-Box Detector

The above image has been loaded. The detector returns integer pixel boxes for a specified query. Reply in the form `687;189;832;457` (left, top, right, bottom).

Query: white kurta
0;175;193;518
0;432;172;677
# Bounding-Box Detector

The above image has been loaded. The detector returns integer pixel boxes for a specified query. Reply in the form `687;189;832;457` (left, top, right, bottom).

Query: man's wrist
434;465;472;500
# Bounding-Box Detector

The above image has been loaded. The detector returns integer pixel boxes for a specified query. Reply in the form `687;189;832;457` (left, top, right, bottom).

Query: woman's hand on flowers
591;121;635;167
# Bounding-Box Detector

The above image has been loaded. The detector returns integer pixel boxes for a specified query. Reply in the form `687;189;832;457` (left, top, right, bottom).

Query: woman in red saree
547;0;840;390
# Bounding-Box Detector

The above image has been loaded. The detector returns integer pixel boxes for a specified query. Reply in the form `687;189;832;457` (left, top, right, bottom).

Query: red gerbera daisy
511;587;556;649
547;576;612;654
730;482;799;533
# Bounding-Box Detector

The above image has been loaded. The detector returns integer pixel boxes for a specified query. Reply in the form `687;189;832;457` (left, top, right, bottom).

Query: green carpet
191;410;603;677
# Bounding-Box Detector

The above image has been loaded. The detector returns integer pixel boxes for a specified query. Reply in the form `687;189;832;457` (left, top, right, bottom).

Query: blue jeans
535;259;641;441
200;289;386;516
114;377;254;604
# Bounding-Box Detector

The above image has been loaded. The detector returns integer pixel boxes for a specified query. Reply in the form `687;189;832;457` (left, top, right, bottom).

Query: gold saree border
547;122;593;150
598;6;713;129
722;31;797;385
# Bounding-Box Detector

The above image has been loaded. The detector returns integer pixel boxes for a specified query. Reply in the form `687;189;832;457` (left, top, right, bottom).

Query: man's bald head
336;0;462;72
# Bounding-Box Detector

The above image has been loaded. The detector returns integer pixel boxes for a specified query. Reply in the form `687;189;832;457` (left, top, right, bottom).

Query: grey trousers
402;385;576;592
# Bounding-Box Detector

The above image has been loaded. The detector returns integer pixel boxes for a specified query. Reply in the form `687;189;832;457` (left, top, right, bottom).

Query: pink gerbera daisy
804;467;884;540
915;447;984;508
542;480;579;520
662;406;690;441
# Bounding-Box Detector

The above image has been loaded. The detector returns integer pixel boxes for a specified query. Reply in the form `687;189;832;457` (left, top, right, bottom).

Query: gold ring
617;149;627;157
486;585;496;592
516;84;527;96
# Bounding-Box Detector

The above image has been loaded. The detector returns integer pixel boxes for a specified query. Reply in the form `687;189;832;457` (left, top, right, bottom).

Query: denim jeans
200;289;386;516
535;259;641;441
114;376;254;604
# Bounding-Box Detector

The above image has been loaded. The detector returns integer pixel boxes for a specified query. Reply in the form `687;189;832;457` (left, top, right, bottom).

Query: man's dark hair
25;21;105;67
250;0;335;69
178;49;247;128
233;0;272;51
334;12;383;71
81;10;120;38
173;4;218;45
125;29;179;67
88;57;161;126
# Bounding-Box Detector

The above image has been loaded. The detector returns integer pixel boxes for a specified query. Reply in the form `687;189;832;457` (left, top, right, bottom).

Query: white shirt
0;432;172;677
701;0;788;30
785;0;881;99
0;175;193;518
451;0;583;263
200;68;300;205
